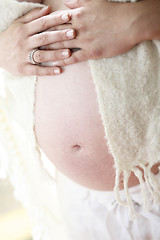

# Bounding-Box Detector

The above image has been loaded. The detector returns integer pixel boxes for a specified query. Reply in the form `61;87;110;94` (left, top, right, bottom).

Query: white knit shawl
0;1;160;237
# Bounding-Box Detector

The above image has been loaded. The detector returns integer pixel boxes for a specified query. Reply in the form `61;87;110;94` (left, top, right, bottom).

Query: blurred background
0;178;33;240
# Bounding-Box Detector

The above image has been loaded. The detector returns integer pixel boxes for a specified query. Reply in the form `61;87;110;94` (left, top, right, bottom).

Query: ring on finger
28;48;39;65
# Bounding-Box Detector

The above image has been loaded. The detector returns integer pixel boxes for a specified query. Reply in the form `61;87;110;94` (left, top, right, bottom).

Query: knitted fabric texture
0;0;160;233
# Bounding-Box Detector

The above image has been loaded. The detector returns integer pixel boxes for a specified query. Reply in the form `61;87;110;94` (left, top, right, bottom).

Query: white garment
56;168;160;240
1;0;160;239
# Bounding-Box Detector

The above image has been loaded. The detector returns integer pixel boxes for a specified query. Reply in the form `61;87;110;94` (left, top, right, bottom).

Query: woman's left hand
43;0;160;66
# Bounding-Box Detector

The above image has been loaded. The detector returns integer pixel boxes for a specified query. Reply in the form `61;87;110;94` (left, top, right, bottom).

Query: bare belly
35;62;114;189
34;0;158;191
35;61;141;190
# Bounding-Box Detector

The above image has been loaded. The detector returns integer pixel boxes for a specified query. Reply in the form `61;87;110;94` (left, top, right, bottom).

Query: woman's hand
42;0;160;66
0;6;75;76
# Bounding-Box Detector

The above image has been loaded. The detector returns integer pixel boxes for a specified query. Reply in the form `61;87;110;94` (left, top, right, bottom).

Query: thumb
63;0;88;9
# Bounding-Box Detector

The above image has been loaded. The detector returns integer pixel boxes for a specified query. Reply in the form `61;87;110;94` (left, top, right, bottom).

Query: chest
42;0;67;12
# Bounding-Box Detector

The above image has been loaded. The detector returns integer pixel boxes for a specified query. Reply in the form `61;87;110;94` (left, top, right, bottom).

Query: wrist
129;0;157;44
125;3;146;46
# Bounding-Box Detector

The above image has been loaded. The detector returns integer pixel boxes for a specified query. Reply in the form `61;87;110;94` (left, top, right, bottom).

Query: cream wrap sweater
0;0;160;238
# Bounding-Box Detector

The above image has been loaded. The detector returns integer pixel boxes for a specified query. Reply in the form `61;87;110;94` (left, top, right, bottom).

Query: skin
43;0;160;66
1;0;160;190
35;0;160;191
1;0;160;75
0;7;75;76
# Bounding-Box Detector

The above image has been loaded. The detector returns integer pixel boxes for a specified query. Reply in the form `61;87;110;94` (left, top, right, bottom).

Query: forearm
128;0;160;44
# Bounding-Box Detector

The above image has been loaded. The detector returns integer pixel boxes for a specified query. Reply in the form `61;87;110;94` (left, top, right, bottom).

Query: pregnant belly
35;61;140;191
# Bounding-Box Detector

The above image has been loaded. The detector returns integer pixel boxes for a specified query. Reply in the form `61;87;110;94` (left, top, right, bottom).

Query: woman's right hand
0;6;75;76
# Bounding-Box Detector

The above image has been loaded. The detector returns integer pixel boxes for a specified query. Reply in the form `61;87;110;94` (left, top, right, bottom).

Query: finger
44;23;72;32
21;6;51;23
33;49;71;63
53;49;86;66
40;39;78;50
25;64;62;76
28;29;76;48
27;12;71;35
63;0;89;9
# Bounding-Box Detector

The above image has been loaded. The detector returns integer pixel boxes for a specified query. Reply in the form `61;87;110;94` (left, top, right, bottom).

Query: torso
34;0;158;191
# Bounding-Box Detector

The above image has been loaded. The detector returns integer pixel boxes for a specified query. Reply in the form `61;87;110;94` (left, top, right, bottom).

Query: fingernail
54;68;61;74
42;6;49;11
62;50;69;57
62;13;70;21
66;30;75;39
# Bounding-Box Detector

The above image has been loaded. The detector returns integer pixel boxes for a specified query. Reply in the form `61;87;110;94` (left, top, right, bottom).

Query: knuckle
18;37;27;50
70;56;78;64
35;51;44;62
38;34;48;45
46;69;53;75
40;17;48;29
78;24;86;32
56;31;66;41
16;40;23;50
73;57;78;64
54;51;62;61
73;8;84;23
16;24;25;36
22;24;29;35
42;68;53;76
75;10;83;20
51;52;58;61
25;38;31;50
